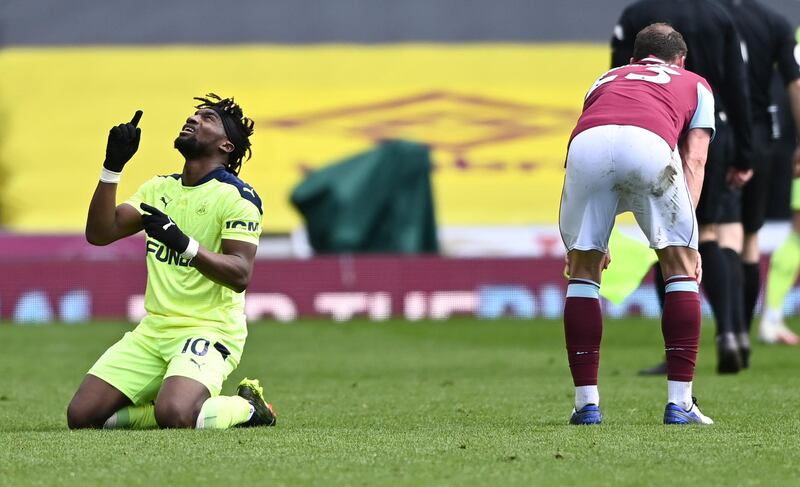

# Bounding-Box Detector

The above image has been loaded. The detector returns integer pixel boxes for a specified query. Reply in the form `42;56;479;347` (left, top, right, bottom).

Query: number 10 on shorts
181;338;210;356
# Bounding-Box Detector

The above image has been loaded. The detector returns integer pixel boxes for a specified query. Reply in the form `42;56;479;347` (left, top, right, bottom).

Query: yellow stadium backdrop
0;44;609;232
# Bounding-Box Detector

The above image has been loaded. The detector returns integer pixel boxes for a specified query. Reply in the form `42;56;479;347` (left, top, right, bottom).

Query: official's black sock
699;241;732;335
644;263;668;372
742;262;761;333
722;248;745;335
653;263;665;310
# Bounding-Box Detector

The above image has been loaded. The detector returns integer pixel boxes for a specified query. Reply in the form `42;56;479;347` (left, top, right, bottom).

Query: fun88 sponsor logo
146;239;192;267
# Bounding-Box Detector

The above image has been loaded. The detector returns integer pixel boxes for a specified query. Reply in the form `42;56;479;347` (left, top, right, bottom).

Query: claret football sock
698;241;733;335
103;404;158;430
661;276;701;382
195;395;254;429
763;233;800;323
563;278;602;387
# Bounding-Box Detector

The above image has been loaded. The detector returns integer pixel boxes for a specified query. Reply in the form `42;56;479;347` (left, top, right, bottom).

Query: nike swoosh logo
162;221;176;231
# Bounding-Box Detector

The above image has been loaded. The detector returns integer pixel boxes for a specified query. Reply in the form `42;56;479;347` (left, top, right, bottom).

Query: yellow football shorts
88;327;240;405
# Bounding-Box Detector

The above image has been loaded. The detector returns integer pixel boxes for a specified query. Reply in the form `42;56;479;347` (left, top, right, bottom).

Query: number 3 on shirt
624;65;680;84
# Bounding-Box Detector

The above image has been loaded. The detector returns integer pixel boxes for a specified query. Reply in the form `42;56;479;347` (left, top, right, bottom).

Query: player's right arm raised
86;111;145;245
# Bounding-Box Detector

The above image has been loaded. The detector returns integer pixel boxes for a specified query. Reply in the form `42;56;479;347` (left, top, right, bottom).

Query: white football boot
758;314;799;345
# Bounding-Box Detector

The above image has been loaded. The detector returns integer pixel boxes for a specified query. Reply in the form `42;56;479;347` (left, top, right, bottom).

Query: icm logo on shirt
225;220;259;232
146;239;192;267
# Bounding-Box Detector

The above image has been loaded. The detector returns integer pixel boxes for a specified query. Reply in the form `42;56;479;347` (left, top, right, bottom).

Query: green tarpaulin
290;140;439;254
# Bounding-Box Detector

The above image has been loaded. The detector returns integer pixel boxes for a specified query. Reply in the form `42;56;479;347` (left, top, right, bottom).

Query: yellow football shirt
123;167;262;351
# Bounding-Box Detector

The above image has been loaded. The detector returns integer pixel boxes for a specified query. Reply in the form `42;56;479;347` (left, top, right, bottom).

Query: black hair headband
210;106;247;154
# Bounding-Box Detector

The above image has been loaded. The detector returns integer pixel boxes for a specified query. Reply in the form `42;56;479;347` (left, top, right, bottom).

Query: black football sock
742;262;761;333
722;248;745;335
699;241;732;336
640;263;668;373
653;263;666;310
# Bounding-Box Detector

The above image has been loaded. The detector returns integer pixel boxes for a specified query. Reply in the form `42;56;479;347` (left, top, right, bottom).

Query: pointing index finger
130;110;143;127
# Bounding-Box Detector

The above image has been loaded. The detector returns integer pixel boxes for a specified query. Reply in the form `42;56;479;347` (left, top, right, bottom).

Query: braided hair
193;93;255;176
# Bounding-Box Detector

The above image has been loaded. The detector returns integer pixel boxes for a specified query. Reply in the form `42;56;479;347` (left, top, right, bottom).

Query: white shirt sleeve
689;82;716;140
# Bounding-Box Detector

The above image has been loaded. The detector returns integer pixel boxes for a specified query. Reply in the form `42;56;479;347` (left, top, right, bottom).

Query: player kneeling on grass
560;24;714;425
67;94;276;430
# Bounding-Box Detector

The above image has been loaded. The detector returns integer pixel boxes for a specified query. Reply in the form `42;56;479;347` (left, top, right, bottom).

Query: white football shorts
559;124;698;252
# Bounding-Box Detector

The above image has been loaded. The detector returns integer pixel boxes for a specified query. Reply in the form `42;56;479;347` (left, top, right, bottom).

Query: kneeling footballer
68;94;275;430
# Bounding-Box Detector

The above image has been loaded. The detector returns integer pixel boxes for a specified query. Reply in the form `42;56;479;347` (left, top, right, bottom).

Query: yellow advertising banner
0;44;608;232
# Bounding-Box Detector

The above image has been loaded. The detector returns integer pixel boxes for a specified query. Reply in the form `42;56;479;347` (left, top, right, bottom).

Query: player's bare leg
102;377;276;430
67;374;132;429
563;249;607;425
150;376;275;429
154;376;211;428
655;246;712;424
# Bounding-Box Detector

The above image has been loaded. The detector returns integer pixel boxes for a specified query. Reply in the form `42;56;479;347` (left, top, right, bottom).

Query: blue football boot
569;404;602;425
664;396;713;425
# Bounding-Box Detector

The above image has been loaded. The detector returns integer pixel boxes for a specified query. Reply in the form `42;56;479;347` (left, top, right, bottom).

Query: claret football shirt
571;57;715;149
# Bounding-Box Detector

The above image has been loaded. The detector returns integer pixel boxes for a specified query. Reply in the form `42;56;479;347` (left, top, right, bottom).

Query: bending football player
560;24;714;425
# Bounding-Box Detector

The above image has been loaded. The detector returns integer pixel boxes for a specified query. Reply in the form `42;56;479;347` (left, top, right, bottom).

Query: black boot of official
717;332;742;374
737;332;751;369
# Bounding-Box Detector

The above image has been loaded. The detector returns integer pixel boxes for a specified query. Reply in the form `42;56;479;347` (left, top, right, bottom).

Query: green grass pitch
1;318;799;486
